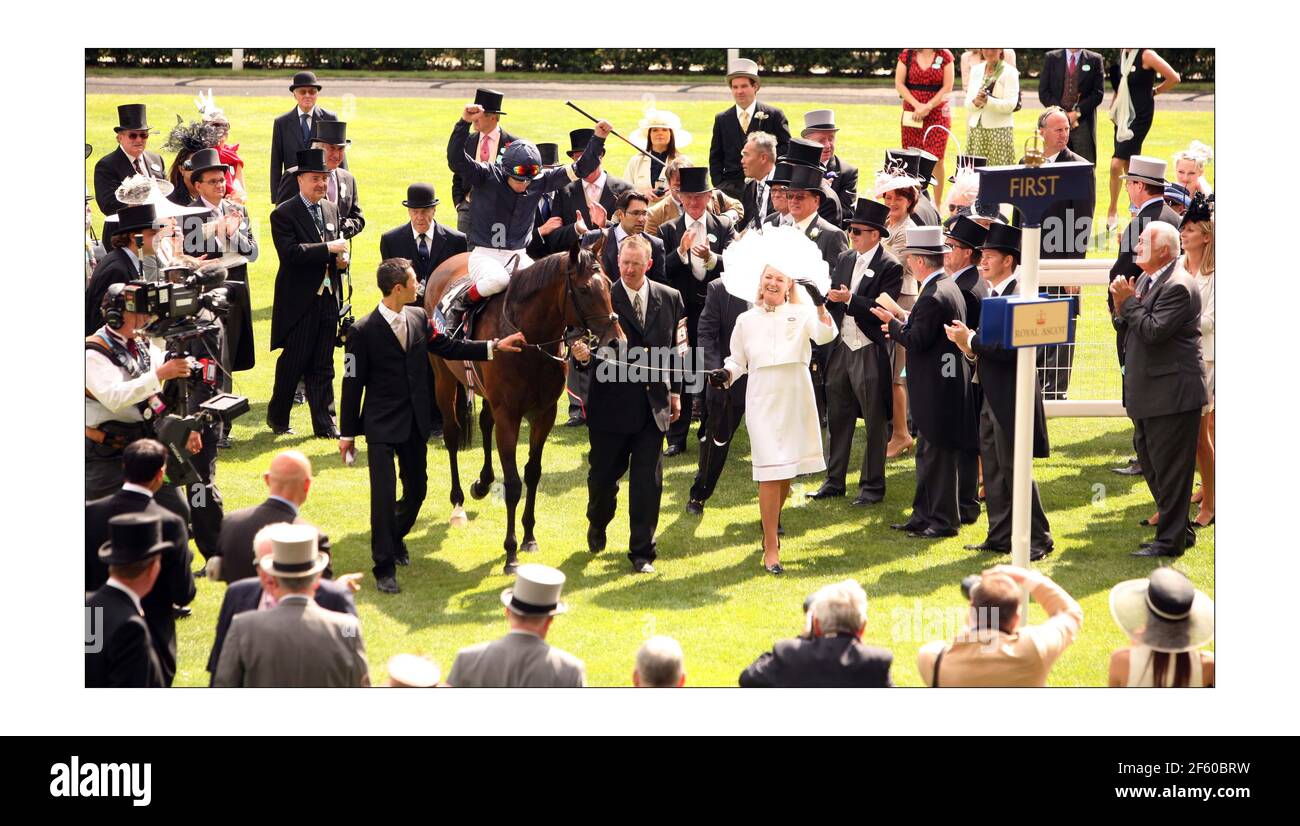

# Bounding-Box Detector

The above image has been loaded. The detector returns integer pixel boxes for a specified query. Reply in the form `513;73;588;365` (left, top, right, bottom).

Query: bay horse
424;242;624;574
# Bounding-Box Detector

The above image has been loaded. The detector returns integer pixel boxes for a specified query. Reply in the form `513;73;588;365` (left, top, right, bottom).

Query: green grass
87;93;1213;687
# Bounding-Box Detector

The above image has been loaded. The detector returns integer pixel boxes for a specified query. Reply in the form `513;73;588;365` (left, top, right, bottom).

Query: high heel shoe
886;438;914;459
760;540;783;575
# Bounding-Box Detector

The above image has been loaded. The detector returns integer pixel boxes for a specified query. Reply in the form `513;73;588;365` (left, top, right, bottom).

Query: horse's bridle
505;257;620;363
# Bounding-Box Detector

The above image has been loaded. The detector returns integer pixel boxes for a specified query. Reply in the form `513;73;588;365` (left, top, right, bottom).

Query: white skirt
744;362;827;482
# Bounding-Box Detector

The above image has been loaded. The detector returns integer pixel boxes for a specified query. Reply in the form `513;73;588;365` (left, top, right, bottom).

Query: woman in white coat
964;48;1020;166
710;227;837;574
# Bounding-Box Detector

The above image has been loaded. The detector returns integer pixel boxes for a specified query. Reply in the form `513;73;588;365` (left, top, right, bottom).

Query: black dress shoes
565;415;586;428
376;576;401;594
662;443;686;457
959;512;981;525
217;434;233;449
394;541;410;567
909;527;959;539
293;390;306;405
685;499;704;515
172;605;192;619
1112;460;1143;475
964;541;1010;553
891;522;925;532
807;483;845;500
267;418;294;436
587;525;606;554
1029;546;1054;562
631;558;656;574
315;427;341;439
851;493;883;506
1131;545;1183;558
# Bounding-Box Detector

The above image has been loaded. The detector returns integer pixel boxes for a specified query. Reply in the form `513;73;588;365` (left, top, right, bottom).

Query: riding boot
444;283;483;340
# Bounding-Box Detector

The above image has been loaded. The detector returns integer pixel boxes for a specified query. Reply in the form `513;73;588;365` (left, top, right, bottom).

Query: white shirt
735;101;757;128
411;225;434;246
919;268;945;293
676;214;716;278
1135;195;1164;215
621;277;650;324
839;245;879;351
377;301;407;345
583;171;608;210
793;212;817;234
85;330;165;428
989;275;1016;297
120;482;155;499
105;577;145;616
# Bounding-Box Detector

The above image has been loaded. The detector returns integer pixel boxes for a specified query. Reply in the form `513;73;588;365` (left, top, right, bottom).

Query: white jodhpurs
467;246;533;298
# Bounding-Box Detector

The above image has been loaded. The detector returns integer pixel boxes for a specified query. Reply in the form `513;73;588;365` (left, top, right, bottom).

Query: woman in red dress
895;48;955;204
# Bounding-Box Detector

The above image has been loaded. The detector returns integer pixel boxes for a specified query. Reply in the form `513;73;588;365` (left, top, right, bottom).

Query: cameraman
86;203;160;335
86;283;200;521
918;565;1083;687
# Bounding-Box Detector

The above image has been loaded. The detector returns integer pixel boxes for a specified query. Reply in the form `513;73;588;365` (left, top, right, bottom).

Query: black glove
796;279;826;306
708;368;730;389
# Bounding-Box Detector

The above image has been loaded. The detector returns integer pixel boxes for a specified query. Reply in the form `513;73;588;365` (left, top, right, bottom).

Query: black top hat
312;120;350;146
978;222;1022;254
536;142;560;167
949;154;988;182
474;88;507;115
944;215;988;249
914;150;939;187
779;137;825;170
848;198;891;237
290;71;322;92
188;148;229;180
294;148;329;176
677;167;711;194
785;164;826;195
111;203;160;236
769;162;794;187
114;104;153;134
402;182;438;209
885;148;918;166
99;512;171;567
567;128;598;158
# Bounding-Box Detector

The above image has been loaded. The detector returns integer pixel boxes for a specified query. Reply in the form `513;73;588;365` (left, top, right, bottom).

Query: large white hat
259;523;330;579
104;174;208;223
721;225;831;304
500;563;568;616
873;164;923;198
627;109;693;149
1120;155;1168;186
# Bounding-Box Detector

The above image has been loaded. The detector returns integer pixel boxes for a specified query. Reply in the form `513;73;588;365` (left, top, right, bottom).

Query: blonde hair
753;266;803;304
1181;219;1215;277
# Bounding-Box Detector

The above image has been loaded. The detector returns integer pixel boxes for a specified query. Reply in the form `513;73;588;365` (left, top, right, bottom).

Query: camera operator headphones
101;282;129;330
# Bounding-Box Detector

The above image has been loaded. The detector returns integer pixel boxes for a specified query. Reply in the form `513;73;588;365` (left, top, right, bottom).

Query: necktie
479;133;492;162
539;193;552;221
328;170;338;204
633;292;644;327
133;157;145;176
417;233;429;260
739;109;750;132
300;113;311;145
851;255;870;291
756;181;767;220
309;202;325;235
1068;53;1077;75
586;182;601;209
126;338;139;359
392;311;407;351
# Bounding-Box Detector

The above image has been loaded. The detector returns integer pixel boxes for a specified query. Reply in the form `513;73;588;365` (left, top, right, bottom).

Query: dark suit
1110;197;1183;368
582;280;686;562
1038;49;1106;162
269;106;342;199
739;176;777;232
660;212;733;449
971;277;1053;550
802;215;849;423
205;576;357;684
824;246;903;497
84;489;194;687
380;221;467;285
888;272;971;533
94;147;167;215
452;127;519;235
86;585;165;688
215;497;332;584
739;634;894;687
548;173;635;252
275;167;365;239
184;197;257;375
268;195;344;434
1115;261;1207;554
953;265;989;523
825;156;859;228
341;305;487;578
709;102;791;199
85;247;142;335
690;278;751;503
526;191;559;260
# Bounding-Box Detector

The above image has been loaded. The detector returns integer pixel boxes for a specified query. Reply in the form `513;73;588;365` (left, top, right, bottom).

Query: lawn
86;92;1214;687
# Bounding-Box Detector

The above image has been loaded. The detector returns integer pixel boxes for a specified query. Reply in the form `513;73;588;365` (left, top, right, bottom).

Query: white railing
1035;259;1126;418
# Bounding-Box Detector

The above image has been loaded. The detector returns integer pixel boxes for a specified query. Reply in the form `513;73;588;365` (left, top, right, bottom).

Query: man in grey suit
1110;221;1207;558
214;524;369;687
447;564;585;688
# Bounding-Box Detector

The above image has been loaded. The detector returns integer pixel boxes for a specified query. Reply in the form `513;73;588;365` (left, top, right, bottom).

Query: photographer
918;565;1083;687
86;203;160;335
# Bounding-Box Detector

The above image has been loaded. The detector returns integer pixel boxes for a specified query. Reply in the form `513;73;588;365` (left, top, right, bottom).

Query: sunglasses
848;227;875;236
508;165;540;178
784;192;812;202
123;131;150;140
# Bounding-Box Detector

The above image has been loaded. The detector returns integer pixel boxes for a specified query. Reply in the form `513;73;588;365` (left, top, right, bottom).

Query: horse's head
566;242;625;349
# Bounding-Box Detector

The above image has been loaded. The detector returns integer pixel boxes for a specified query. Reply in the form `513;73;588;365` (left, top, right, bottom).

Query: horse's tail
453;381;474;449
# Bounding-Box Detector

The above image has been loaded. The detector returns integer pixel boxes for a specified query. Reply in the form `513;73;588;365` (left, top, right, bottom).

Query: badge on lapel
675;317;688;358
340;183;348;198
326;222;336;232
706;233;717;244
150;163;162;172
1082;63;1092;72
863;268;875;279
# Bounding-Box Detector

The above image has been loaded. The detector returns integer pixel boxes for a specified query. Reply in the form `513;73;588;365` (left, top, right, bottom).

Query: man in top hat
276;121;365;240
802;110;858;228
1110;221;1206;558
215;523;369;687
739;131;780;232
887;149;943;227
267;148;350;438
440;102;612;334
762;163;795;227
94;104;167;216
944;224;1055;559
86;512;168;687
450;89;519;237
943;215;990;524
809;198;904;505
870;227;971;539
1110;155;1182;369
780;137;842;227
710;58;791;201
84;202;162;334
526;142;565;261
659;166;734;457
645;157;745;238
447;563;586;687
1038;49;1106;163
546;127;635;253
381;183;467;288
270;71;344;202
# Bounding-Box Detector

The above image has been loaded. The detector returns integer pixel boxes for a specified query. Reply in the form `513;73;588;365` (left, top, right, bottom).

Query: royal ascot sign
979;296;1077;349
975;161;1094;227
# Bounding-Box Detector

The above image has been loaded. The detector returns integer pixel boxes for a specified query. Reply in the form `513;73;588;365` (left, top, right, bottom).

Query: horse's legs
494;412;524;574
520;401;557;554
470;403;496;500
432;357;468;526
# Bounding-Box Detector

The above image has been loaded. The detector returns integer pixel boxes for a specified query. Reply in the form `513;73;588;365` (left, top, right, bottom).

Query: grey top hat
900;226;951;255
259;523;330;579
500;563;568;616
1121;155;1168;186
727;58;760;80
801;109;838;136
386;654;440;687
1110;568;1214;654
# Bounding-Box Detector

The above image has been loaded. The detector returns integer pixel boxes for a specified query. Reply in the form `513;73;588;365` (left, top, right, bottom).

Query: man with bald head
212;450;332;582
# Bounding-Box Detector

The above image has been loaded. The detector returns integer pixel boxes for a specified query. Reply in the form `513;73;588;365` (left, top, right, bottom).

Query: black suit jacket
582;280;685;435
94;147;167;215
85;247;142;334
709;102;791;188
829;245;904;418
269;106;342;198
1038;50;1105;123
740;177;776;232
548;174;635;252
802;214;849;271
888;273;971;447
86;585;164;688
739;634;894;687
971;278;1050;457
270;196;342;350
276;168;365;239
206;575;357;682
699;278;751;408
1115;264;1208;420
1014;149;1095;260
660;211;733;312
84;489;194;686
185;197;258;371
599;227;666;284
214;498;332;584
825;156;859;227
451;127;519;207
379;221;467;284
1109;198;1183;368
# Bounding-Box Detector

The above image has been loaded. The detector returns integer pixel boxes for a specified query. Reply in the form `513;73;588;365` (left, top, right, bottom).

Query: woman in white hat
875;164;924;458
1108;568;1214;687
624;109;691;203
710;227;837;575
1173;140;1214;200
